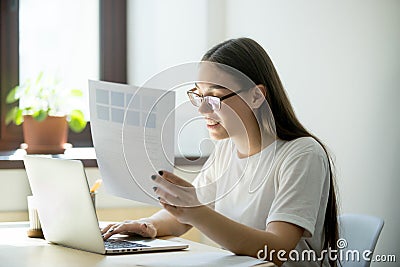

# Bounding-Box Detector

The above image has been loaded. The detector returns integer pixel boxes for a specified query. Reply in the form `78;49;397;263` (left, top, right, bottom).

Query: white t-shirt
193;137;330;266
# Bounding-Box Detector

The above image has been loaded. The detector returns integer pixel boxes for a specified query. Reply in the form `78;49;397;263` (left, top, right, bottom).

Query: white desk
0;222;273;267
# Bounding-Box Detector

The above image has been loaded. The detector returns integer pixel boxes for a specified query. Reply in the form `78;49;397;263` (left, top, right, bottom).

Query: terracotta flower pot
22;115;69;154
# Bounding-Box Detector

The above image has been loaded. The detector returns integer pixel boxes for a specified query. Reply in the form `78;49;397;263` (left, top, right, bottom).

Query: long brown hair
202;37;339;266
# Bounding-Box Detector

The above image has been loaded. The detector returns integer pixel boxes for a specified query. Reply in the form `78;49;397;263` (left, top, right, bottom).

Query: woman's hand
151;170;208;225
101;220;157;240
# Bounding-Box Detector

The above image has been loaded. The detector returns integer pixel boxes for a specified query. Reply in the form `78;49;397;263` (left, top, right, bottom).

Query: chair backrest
338;213;384;267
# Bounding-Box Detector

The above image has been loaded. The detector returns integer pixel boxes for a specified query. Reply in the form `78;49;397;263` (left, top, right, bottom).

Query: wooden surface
0;222;274;267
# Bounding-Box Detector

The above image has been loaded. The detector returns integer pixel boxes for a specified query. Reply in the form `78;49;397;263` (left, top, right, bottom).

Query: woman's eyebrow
194;83;228;92
209;84;228;90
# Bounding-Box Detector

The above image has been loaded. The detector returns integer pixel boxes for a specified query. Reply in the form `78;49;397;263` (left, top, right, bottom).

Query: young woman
102;38;339;266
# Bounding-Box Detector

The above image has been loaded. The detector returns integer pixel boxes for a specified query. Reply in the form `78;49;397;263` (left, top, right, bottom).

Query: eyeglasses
187;87;247;111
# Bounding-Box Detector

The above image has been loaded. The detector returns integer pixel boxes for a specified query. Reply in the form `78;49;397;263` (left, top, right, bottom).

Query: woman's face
195;82;254;141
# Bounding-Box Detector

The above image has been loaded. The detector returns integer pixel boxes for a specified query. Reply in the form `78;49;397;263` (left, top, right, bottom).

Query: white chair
338;213;384;267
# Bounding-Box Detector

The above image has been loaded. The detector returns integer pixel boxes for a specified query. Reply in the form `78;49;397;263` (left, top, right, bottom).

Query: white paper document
89;80;175;205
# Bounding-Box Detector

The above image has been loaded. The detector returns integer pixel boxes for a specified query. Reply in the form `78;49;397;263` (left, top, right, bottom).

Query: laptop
23;155;189;254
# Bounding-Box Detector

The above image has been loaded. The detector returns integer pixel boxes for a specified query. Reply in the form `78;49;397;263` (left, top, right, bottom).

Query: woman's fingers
152;176;179;198
152;171;201;207
101;223;116;235
102;223;126;240
152;171;197;203
160;170;193;187
154;183;200;207
101;221;157;240
154;187;177;205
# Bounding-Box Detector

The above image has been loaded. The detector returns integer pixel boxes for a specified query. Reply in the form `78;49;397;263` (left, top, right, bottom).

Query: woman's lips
205;118;221;129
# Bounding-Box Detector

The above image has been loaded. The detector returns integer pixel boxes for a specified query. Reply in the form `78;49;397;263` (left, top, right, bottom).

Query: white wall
127;0;227;157
127;0;205;85
127;0;227;85
224;0;400;265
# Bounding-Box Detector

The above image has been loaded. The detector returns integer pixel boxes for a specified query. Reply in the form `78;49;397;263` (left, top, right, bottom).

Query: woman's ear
250;84;267;109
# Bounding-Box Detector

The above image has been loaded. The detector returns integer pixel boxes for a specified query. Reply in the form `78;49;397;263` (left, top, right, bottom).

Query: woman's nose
198;101;214;115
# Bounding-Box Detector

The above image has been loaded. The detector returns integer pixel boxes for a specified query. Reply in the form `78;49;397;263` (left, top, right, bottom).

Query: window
0;0;127;151
19;0;99;119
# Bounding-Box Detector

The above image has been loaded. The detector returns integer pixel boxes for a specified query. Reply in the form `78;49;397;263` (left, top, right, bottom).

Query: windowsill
0;147;98;169
0;148;208;169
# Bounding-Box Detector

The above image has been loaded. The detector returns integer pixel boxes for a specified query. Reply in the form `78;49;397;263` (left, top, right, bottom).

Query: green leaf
33;110;48;122
6;86;20;103
5;107;24;125
15;109;24;125
35;71;44;85
5;107;18;125
70;89;83;97
68;110;87;133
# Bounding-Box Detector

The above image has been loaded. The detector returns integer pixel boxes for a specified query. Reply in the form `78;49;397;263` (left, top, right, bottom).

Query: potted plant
5;72;87;154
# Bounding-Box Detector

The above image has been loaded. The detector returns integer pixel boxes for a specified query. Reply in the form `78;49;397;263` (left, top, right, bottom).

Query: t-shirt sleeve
266;148;328;237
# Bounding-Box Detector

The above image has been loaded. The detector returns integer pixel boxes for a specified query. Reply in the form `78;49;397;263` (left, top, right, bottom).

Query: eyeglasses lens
188;90;221;111
189;93;202;107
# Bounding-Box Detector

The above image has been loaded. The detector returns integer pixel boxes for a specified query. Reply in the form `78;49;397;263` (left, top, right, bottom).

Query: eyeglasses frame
186;86;248;111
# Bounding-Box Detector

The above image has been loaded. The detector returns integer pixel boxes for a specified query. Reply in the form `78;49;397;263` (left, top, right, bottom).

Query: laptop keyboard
105;239;150;249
